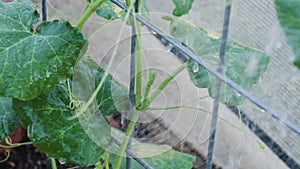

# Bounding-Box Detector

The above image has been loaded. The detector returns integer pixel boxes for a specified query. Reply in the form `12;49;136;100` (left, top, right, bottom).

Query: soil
0;129;96;169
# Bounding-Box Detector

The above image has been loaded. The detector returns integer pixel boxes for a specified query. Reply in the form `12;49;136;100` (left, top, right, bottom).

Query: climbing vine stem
76;0;106;30
114;109;141;169
51;158;57;169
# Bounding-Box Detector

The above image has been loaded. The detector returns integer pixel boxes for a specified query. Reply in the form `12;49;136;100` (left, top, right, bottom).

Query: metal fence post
206;1;232;168
42;0;47;21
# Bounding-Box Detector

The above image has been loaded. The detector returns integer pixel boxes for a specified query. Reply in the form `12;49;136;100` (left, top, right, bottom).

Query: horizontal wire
110;0;300;135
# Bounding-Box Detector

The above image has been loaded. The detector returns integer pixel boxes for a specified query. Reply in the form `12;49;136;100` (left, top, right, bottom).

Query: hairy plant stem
76;0;105;30
135;25;143;107
115;2;143;168
103;150;110;169
114;109;140;169
51;158;57;169
133;3;143;107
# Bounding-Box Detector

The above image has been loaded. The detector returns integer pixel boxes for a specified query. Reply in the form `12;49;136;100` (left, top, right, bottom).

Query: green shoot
76;0;106;30
143;71;157;99
0;151;10;163
141;63;187;110
114;109;141;169
51;158;57;169
134;13;143;107
103;150;110;169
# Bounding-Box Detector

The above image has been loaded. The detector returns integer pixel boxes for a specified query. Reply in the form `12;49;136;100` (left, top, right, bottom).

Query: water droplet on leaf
192;63;199;73
46;70;51;78
258;75;263;83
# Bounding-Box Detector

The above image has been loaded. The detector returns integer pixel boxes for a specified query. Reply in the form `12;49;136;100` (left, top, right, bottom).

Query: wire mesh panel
130;0;300;168
196;0;300;167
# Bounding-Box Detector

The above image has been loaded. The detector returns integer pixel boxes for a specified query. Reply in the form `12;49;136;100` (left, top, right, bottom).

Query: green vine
140;63;187;110
76;0;106;30
0;137;32;149
0;151;10;163
51;158;58;169
114;109;140;169
114;1;143;168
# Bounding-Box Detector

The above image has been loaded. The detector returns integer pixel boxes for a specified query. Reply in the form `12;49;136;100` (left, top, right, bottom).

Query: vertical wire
126;1;139;169
42;0;47;21
205;1;232;169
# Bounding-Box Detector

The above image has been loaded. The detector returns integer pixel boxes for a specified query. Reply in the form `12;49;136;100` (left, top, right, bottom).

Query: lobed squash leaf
0;1;87;100
0;97;20;141
96;0;122;20
275;0;300;69
96;0;149;21
12;56;131;166
172;0;194;17
164;17;270;106
109;129;195;169
13;81;106;166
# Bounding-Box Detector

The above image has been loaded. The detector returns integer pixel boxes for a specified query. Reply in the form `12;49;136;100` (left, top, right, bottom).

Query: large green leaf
275;0;300;69
96;0;122;20
172;0;194;16
13;82;105;166
109;147;195;169
109;129;195;169
164;17;270;106
96;0;149;21
0;1;87;100
0;97;20;141
12;55;131;166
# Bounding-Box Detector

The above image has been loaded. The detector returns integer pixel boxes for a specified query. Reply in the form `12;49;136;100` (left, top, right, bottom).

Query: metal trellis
206;1;232;168
110;0;300;168
127;0;140;168
110;0;300;136
42;0;47;21
42;0;300;168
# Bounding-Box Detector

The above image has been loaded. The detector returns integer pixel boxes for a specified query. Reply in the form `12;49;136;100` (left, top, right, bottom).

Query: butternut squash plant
0;0;272;168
